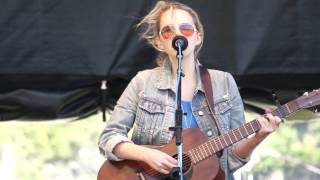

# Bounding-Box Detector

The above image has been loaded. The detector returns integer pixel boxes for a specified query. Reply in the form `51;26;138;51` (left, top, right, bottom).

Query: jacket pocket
133;97;165;144
213;97;232;130
214;97;232;114
138;97;165;114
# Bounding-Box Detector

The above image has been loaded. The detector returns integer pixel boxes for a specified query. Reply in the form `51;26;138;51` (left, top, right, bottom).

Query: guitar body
98;128;225;180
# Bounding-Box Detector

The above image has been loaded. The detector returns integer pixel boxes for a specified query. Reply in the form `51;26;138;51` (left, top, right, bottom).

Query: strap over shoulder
199;65;223;135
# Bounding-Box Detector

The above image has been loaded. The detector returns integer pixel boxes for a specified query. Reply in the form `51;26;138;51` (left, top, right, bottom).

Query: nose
173;26;182;36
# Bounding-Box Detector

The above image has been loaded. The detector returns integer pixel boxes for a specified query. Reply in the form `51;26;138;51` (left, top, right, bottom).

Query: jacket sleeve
98;73;143;161
225;72;250;173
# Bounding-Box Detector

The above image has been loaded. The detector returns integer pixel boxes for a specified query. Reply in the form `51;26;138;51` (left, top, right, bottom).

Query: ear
195;32;202;46
154;36;165;51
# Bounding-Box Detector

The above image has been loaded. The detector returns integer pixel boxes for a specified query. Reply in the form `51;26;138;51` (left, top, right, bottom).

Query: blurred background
1;111;319;180
0;0;319;179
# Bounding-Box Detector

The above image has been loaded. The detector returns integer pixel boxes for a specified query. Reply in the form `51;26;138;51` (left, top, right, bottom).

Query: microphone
172;35;188;51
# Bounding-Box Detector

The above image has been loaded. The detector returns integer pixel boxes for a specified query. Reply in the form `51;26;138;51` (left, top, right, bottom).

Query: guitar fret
233;129;240;141
209;140;217;153
242;127;247;137
204;144;210;157
224;133;232;145
226;133;233;145
217;138;223;150
248;123;254;133
249;122;255;132
225;134;231;145
249;123;255;133
284;104;291;116
243;124;249;136
200;147;206;159
198;146;205;160
192;149;199;163
254;120;261;130
213;138;220;150
231;129;237;142
200;144;206;158
203;147;207;158
238;128;244;138
195;148;202;161
207;142;214;155
221;135;228;146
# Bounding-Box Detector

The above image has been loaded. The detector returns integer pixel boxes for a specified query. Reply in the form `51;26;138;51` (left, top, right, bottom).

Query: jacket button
198;110;204;116
207;130;213;137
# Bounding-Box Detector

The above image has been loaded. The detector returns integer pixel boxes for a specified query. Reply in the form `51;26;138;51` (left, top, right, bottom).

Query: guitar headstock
296;89;320;112
313;105;320;113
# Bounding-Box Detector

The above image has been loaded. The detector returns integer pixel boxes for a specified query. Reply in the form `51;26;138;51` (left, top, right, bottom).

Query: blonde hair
136;1;204;65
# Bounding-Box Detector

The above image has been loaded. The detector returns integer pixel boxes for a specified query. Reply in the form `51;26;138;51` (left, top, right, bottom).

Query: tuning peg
271;90;285;121
272;90;282;108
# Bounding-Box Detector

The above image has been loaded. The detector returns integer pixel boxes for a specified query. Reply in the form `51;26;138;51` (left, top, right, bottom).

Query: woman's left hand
255;113;282;140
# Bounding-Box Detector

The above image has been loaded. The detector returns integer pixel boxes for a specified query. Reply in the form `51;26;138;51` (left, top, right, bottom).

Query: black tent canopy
0;0;319;120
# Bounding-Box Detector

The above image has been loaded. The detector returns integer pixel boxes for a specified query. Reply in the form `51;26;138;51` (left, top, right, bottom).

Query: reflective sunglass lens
179;24;194;37
161;26;174;39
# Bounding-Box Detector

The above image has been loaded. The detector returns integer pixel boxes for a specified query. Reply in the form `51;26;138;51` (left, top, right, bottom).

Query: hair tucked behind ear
136;1;204;66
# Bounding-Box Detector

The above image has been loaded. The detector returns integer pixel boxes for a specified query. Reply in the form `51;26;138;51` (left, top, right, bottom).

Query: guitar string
143;133;237;176
143;131;242;176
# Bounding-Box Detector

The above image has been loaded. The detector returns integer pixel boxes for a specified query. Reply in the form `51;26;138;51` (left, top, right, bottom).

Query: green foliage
1;109;319;179
0;113;106;180
249;120;320;175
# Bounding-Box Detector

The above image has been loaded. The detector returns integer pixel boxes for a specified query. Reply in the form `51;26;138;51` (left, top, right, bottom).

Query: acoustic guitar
98;89;320;180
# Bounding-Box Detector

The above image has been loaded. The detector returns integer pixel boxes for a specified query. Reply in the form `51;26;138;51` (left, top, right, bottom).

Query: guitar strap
199;66;223;139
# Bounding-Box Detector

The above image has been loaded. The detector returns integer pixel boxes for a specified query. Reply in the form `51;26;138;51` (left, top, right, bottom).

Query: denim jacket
98;59;250;180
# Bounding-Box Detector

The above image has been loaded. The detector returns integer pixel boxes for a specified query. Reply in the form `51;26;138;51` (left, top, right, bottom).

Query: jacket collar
156;58;205;93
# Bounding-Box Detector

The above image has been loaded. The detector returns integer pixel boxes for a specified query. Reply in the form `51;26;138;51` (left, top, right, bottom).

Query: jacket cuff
228;144;251;172
105;135;133;161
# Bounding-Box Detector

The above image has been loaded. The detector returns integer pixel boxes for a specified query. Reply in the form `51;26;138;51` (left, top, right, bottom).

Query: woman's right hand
142;148;178;174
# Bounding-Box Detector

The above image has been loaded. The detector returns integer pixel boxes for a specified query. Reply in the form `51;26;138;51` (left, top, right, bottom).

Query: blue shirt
181;101;199;128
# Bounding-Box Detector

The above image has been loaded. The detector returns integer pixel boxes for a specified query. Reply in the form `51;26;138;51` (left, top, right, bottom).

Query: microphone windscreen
172;36;188;51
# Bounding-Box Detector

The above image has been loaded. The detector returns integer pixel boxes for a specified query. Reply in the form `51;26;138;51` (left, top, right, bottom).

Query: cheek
162;41;175;51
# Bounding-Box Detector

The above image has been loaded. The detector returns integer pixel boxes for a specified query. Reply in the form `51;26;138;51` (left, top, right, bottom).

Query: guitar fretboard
187;99;301;164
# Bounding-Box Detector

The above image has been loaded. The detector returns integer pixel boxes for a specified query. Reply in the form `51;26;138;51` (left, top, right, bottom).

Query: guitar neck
188;99;302;163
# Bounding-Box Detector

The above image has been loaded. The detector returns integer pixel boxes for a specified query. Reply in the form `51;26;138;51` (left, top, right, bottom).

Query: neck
169;53;196;79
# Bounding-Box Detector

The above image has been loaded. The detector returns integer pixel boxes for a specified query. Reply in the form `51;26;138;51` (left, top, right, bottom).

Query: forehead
159;8;195;27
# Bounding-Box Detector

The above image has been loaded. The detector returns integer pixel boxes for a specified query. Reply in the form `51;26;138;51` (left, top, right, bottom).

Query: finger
265;108;273;113
155;162;169;174
166;156;178;165
257;116;269;126
257;116;272;133
266;113;281;126
275;116;282;125
163;161;177;170
158;167;170;174
265;113;275;122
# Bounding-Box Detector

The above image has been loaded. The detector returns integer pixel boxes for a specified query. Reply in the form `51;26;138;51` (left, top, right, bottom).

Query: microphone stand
169;43;184;180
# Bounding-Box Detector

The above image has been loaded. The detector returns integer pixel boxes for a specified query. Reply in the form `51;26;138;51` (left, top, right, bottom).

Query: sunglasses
159;23;196;40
